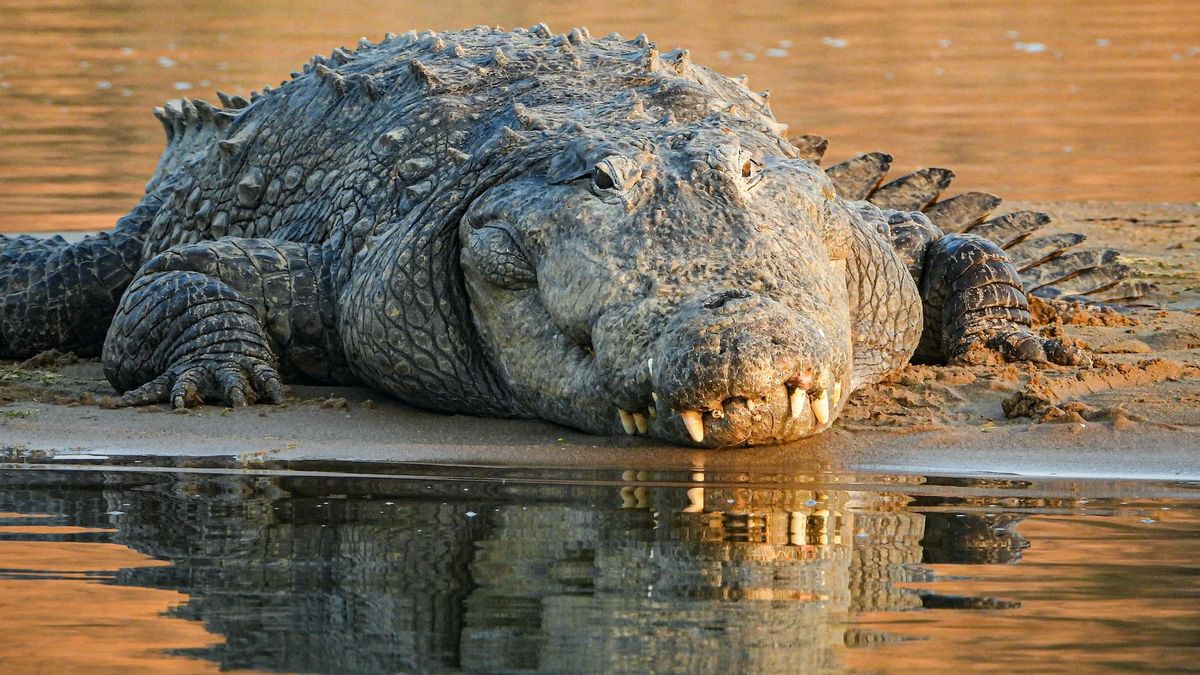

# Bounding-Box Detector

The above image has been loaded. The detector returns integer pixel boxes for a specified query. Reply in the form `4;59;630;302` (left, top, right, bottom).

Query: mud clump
951;341;1007;366
1002;374;1059;420
1029;296;1140;327
17;349;80;370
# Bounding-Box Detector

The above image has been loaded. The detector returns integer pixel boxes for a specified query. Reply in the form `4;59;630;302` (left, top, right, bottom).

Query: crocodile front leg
103;238;348;408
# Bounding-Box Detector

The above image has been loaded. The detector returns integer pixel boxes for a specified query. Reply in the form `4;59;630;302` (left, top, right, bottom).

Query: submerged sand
2;201;1198;478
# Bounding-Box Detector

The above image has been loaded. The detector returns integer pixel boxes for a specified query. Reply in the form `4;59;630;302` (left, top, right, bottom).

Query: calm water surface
1;461;1198;673
0;0;1198;233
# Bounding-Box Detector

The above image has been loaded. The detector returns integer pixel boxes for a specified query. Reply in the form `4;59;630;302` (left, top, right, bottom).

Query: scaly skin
0;25;1090;447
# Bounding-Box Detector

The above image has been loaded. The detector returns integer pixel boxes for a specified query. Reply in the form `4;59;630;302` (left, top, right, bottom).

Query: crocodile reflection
0;469;1029;674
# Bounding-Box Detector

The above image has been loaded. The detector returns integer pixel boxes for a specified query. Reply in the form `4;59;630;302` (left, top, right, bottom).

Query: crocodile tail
0;189;167;358
816;148;1155;304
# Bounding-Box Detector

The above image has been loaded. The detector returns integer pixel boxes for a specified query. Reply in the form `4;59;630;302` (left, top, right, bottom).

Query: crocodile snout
644;289;850;447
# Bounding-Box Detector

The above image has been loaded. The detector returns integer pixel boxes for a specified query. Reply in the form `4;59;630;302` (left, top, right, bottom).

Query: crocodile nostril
702;288;755;311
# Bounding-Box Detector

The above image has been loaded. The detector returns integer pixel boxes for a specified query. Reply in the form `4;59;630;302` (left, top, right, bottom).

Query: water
1;0;1198;233
1;460;1197;673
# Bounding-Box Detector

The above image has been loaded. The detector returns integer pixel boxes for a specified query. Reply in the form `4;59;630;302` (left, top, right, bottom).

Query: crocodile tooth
618;409;637;435
789;387;809;420
812;389;830;425
633;412;649;434
647;405;656;420
680;410;704;443
832;381;842;404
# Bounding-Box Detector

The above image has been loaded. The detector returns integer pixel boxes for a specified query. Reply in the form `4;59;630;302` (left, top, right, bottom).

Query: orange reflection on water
0;0;1197;233
0;521;233;674
842;510;1200;672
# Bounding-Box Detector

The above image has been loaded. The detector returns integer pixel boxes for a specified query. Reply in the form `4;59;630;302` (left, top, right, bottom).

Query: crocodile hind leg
914;232;1090;366
103;238;348;408
0;192;166;358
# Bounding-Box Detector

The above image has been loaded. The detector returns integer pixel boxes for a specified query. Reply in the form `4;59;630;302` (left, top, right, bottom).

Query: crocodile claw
117;358;284;409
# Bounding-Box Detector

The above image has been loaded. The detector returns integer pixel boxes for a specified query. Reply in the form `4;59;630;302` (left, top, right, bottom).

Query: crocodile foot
103;269;286;410
116;356;284;409
950;330;1092;368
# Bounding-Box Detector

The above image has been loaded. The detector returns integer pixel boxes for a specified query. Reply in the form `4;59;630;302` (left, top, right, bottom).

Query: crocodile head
460;126;858;447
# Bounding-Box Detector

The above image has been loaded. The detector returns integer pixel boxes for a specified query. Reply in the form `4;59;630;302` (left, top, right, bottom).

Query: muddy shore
3;201;1198;479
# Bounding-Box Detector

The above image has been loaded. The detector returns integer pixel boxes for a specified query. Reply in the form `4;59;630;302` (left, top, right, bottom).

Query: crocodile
0;25;1145;447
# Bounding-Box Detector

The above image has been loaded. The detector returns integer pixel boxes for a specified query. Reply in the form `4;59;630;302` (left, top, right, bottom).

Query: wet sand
2;201;1198;479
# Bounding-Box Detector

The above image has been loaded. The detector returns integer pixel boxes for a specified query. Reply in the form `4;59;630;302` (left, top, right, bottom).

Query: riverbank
3;201;1198;479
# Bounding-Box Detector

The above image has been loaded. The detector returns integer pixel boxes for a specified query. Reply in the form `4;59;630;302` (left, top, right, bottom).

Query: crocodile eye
741;160;754;178
465;224;536;290
592;159;620;192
